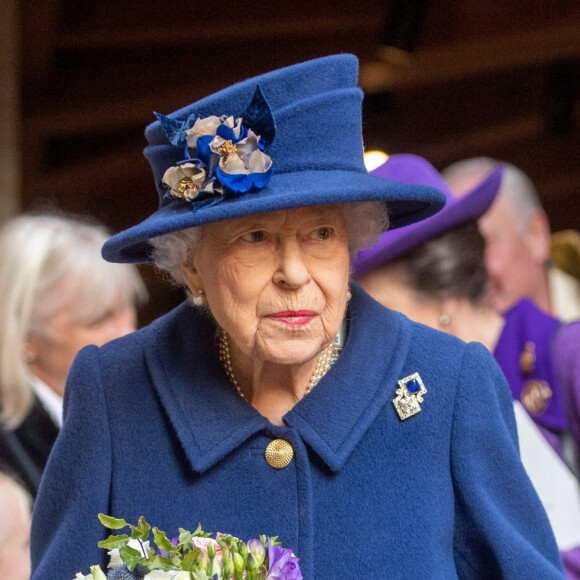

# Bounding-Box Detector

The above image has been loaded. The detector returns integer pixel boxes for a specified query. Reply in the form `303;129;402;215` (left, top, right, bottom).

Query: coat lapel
144;304;270;473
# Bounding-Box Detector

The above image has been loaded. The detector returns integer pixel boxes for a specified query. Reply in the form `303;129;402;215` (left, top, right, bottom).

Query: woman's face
27;300;137;397
183;205;350;367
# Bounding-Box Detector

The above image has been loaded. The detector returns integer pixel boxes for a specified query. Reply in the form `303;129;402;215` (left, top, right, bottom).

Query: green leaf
192;523;211;538
152;526;175;553
143;554;178;571
98;514;129;530
182;547;202;571
132;516;151;540
120;544;145;571
179;528;193;547
98;534;130;550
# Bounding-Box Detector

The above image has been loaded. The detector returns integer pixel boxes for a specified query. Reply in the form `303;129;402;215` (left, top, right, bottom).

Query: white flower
107;548;123;569
73;565;107;580
144;571;192;580
162;163;206;201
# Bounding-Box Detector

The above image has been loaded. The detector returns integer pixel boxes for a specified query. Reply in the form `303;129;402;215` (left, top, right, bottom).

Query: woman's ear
526;208;552;264
23;338;37;364
181;262;203;294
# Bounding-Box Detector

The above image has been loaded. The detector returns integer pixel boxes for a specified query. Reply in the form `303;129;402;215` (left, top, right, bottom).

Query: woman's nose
272;238;311;289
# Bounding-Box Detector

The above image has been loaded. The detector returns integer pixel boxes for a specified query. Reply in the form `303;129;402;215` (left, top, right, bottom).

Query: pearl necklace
218;329;339;402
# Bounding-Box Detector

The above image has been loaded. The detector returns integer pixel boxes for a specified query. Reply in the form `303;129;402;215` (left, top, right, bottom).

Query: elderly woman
0;213;147;498
31;55;565;579
353;153;580;578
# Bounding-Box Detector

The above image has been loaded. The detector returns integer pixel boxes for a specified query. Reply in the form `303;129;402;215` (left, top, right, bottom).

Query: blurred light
364;150;389;172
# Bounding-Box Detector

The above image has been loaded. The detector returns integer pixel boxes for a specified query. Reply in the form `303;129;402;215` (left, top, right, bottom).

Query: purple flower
266;539;303;580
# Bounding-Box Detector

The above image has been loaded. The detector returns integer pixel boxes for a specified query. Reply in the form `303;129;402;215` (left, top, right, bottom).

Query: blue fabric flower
156;86;275;204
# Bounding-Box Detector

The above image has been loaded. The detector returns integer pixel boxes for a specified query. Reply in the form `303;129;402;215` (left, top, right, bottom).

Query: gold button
521;379;552;415
265;439;294;469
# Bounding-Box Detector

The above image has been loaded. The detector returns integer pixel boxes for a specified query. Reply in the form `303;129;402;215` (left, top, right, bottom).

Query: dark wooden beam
360;21;580;92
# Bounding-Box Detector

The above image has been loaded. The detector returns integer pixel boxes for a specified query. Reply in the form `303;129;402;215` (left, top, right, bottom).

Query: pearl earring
192;289;206;306
439;314;451;326
23;351;35;363
346;289;352;302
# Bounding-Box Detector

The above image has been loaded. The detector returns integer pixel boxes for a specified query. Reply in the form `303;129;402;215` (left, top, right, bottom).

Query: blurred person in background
0;471;31;580
353;154;580;578
442;157;580;322
0;213;148;498
555;320;580;468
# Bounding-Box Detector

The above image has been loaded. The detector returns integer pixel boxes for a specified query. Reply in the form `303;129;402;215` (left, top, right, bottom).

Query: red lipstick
268;310;317;327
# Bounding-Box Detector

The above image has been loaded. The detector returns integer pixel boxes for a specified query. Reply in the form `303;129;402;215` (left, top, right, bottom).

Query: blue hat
352;154;503;279
102;55;446;264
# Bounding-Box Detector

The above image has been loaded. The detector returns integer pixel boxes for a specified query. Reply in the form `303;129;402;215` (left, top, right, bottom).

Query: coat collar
144;284;413;473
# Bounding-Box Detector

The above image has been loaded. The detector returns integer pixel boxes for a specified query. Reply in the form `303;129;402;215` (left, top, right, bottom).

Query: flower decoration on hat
155;86;275;205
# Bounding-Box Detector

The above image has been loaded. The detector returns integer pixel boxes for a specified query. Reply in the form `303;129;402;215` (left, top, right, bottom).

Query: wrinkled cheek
207;280;261;347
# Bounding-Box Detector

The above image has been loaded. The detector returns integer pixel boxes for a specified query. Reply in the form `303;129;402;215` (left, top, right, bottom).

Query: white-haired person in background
0;471;32;580
442;157;580;322
0;213;148;498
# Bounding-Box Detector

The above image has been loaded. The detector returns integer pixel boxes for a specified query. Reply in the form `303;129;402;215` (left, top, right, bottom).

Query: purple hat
352;154;503;279
102;55;445;264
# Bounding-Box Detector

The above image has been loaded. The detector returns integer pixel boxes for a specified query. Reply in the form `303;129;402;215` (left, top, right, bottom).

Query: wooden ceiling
16;0;580;322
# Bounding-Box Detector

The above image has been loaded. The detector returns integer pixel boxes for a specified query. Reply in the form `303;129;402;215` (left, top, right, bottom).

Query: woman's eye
241;230;265;242
310;227;332;240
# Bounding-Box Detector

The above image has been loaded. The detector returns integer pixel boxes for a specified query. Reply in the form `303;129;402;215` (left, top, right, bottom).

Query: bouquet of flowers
74;514;302;580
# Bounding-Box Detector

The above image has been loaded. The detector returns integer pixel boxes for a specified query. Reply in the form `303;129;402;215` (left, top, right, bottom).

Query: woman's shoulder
353;284;494;376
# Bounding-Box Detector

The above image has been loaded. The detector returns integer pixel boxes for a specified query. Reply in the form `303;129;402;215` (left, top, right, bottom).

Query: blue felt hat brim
352;162;502;279
102;169;445;263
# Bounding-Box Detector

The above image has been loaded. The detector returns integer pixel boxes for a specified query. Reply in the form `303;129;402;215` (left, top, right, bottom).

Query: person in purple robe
555;321;580;468
352;153;580;578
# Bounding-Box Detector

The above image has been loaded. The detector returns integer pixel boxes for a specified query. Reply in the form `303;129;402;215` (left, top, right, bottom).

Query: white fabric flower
185;115;223;148
162;163;206;201
213;129;272;176
221;147;272;175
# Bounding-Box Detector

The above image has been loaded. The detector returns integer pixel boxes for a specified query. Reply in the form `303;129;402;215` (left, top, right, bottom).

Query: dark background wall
13;0;580;323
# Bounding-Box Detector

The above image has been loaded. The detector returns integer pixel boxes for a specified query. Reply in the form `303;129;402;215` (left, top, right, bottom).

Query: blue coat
31;286;564;579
